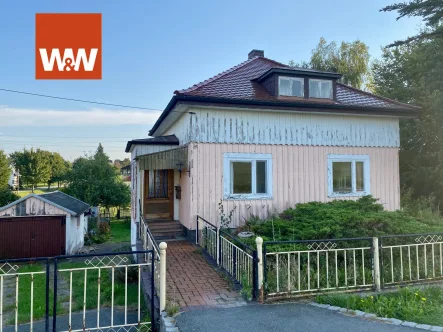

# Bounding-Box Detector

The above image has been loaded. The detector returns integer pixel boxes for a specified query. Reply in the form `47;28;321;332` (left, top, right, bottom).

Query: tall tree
10;148;51;192
47;152;69;189
0;150;10;189
381;0;443;46
65;144;130;209
372;39;443;204
290;37;371;89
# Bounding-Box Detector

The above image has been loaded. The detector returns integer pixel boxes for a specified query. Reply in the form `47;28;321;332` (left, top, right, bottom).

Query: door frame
143;169;174;220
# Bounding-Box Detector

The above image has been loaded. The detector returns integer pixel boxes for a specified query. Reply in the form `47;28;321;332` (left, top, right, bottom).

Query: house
126;49;419;245
8;167;18;190
0;191;90;255
121;164;131;182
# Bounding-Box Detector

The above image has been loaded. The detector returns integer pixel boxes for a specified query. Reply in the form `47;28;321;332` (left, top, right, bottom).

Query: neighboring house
8;167;18;190
126;49;419;245
121;164;131;182
0;191;90;254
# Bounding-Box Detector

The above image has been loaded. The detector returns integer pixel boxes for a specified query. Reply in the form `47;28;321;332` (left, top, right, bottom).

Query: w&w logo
35;14;102;79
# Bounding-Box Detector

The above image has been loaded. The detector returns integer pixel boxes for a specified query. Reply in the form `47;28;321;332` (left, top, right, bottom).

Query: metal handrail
197;215;217;229
219;228;256;253
139;199;160;254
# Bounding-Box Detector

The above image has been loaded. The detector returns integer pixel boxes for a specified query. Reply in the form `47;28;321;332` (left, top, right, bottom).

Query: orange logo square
35;13;102;79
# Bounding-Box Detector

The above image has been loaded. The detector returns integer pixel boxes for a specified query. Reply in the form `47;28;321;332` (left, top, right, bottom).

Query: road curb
309;302;443;331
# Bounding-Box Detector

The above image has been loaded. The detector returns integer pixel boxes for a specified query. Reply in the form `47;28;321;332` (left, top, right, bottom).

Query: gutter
149;95;421;136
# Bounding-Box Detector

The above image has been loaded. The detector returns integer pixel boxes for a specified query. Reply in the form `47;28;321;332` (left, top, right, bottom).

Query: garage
0;215;66;259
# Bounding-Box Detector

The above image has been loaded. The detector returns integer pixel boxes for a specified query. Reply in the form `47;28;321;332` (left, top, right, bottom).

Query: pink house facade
126;50;419;245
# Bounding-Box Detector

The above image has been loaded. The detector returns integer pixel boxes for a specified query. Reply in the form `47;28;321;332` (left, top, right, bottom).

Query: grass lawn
316;287;443;327
110;219;131;243
16;188;57;198
3;264;63;324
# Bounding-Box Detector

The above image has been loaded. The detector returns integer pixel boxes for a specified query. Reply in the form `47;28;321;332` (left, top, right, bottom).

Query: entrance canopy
137;146;188;170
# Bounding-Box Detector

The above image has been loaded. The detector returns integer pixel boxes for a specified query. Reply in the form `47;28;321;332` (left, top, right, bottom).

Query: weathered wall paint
0;196;68;216
163;108;400;148
180;143;400;230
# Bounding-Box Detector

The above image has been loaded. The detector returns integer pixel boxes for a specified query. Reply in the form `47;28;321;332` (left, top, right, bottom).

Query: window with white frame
327;154;370;196
279;77;304;97
309;79;333;99
223;153;272;199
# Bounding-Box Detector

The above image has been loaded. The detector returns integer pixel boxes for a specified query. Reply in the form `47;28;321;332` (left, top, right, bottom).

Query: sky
0;0;422;161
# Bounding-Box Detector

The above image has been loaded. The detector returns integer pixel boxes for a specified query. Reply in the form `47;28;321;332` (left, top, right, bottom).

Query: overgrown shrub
242;196;442;245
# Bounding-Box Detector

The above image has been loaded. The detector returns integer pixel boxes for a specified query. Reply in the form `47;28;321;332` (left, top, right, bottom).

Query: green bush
243;196;442;245
0;188;19;207
317;287;443;326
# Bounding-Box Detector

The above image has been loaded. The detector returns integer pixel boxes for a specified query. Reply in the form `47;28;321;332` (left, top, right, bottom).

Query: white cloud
0;107;162;126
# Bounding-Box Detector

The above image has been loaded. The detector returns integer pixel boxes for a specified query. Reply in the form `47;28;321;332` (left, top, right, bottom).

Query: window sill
328;192;369;198
223;194;273;200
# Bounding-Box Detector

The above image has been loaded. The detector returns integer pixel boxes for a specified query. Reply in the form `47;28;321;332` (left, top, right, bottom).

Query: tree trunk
32;184;35;193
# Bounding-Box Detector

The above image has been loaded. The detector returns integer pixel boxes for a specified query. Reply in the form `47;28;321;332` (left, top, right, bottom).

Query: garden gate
0;250;158;332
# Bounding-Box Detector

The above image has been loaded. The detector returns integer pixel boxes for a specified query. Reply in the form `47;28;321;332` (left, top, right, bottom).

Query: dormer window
309;79;333;99
279;77;304;97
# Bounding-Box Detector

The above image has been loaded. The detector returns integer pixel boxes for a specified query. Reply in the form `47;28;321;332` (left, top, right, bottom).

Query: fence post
216;228;220;266
256;237;264;302
159;242;167;311
373;237;381;292
196;216;199;245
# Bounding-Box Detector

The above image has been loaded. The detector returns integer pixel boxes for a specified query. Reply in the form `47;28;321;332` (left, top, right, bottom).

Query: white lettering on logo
39;48;98;71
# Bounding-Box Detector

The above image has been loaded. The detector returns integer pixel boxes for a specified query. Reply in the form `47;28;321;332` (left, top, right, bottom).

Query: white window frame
309;78;333;99
278;76;304;97
327;154;370;197
223;153;273;200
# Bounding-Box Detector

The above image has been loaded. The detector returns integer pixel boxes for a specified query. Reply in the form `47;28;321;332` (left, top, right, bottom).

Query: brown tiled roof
175;56;417;110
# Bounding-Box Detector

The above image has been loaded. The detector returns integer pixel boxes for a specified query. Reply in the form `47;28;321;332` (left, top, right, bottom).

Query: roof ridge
176;56;288;94
337;82;420;110
40;190;90;207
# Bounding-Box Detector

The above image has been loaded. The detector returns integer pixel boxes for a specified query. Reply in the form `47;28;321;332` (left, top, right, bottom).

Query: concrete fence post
372;237;381;292
256;237;264;302
159;242;167;311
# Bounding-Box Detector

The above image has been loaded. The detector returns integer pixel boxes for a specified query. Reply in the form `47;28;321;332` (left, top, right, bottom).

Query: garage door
0;215;66;259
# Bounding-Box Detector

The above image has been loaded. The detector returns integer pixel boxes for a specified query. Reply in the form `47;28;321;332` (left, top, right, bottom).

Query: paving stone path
165;241;247;311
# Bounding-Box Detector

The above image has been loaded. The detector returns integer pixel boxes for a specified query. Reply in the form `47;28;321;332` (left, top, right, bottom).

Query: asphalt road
176;303;419;332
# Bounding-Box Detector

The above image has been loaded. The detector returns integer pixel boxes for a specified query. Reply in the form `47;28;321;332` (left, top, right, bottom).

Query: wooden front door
144;169;174;219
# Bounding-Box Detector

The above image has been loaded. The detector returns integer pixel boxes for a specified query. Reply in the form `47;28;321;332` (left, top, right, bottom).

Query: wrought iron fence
0;250;156;332
0;257;50;332
196;216;218;262
196;216;258;299
140;215;161;296
219;230;256;287
380;233;443;286
263;238;374;298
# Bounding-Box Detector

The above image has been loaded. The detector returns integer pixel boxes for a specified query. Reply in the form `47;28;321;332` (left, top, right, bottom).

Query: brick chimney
248;49;264;59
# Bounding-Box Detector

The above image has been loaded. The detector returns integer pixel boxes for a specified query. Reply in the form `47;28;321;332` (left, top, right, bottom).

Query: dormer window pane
279;77;304;97
309;79;333;99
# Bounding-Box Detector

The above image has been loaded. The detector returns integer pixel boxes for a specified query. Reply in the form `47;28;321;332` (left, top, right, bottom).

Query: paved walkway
165;241;246;311
176;303;419;332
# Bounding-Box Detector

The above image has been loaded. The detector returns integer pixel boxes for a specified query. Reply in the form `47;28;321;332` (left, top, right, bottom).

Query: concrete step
148;223;183;230
152;230;184;239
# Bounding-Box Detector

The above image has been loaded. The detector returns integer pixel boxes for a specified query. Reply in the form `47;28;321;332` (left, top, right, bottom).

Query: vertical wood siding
181;143;400;230
162;108;400;148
